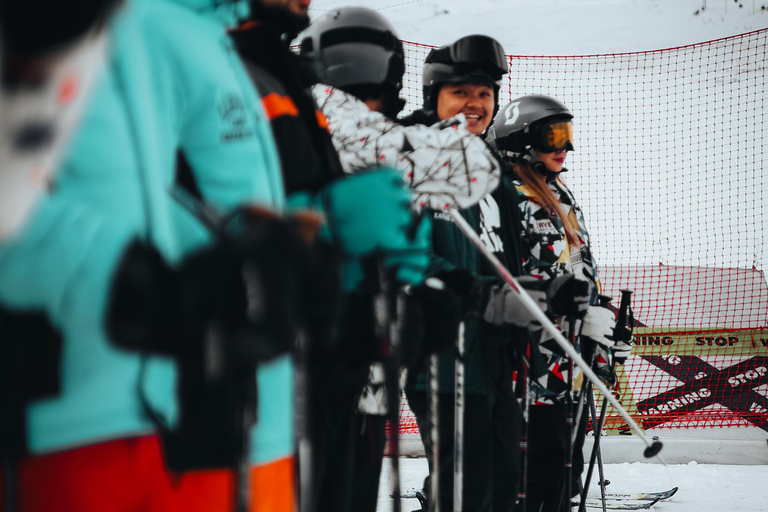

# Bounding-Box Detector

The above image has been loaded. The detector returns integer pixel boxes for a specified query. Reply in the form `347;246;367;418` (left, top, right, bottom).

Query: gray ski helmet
422;34;508;114
487;94;575;153
298;7;404;92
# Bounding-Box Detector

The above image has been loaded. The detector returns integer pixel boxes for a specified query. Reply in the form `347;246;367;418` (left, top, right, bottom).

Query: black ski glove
432;268;483;318
546;273;591;319
107;207;309;363
403;269;483;360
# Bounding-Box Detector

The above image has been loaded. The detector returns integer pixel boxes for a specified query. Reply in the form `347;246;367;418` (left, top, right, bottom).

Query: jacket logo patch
534;219;559;234
218;94;253;143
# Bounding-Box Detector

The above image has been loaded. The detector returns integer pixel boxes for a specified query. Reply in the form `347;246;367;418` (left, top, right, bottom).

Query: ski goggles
534;120;574;152
426;35;508;78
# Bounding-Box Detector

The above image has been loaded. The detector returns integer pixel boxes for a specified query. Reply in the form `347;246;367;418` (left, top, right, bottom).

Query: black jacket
404;109;531;393
232;22;345;195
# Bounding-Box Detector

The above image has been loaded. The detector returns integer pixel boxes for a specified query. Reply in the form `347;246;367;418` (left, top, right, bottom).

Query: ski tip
665;487;679;498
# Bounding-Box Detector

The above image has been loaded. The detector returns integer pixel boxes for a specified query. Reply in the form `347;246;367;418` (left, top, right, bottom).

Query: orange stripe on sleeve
315;110;330;131
262;93;299;120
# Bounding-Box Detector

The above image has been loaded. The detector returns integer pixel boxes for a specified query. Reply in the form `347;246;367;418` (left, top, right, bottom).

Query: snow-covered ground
377;457;768;511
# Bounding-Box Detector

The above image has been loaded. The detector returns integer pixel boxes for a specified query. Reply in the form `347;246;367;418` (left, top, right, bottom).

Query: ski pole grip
597;294;613;308
614;289;633;342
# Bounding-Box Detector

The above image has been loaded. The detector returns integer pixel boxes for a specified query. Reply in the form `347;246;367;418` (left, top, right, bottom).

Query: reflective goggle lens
544;121;574;151
449;35;508;75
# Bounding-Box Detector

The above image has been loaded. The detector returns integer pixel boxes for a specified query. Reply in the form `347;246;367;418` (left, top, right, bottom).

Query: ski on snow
580;487;677;510
396;487;677;510
589;487;678;502
580;497;660;510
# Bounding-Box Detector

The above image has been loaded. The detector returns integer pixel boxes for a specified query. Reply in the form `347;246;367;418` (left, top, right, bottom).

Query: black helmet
422;34;508;114
298;7;404;95
487;94;575;154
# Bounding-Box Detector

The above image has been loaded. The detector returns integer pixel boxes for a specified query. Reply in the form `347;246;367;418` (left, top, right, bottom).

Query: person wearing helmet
398;34;523;512
410;34;507;133
300;10;535;512
487;95;616;512
302;7;501;210
400;38;596;512
232;4;438;512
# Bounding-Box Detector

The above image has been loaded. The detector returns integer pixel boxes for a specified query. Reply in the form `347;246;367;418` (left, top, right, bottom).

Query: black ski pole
517;341;531;512
570;295;613;452
579;289;634;512
555;319;577;512
584;391;608;512
295;330;313;512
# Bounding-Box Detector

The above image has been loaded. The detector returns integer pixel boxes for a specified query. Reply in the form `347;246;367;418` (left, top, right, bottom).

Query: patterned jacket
513;170;601;404
312;85;500;210
313;87;503;413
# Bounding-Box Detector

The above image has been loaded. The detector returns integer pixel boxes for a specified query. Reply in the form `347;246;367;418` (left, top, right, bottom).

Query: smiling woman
436;83;495;135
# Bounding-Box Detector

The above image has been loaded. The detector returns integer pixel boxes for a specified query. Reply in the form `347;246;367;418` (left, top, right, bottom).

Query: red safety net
395;29;768;436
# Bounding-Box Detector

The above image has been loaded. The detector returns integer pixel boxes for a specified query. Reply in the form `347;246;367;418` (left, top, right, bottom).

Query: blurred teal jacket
0;0;291;465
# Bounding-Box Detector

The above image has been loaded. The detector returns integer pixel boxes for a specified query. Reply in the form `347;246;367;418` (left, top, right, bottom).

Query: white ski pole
453;322;465;512
447;210;664;462
429;351;440;512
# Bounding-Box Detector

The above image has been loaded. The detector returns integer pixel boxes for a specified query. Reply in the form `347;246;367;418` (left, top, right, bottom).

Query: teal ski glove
321;168;429;289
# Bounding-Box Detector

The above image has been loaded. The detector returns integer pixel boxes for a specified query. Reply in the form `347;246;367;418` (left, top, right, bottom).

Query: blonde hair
513;159;580;248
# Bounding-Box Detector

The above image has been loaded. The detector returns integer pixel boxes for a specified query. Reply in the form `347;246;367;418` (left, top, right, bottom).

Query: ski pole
447;210;664;462
517;350;530;512
428;350;440;512
295;330;314;512
453;322;465;512
580;289;634;512
376;260;404;512
571;295;612;450
556;320;577;512
580;392;608;512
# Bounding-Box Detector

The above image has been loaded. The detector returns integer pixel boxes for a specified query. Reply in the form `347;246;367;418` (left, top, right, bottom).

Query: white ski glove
612;338;633;365
581;306;615;348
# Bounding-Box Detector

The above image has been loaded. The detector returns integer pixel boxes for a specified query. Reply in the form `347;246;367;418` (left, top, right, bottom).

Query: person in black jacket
231;4;383;512
401;36;591;512
400;35;526;512
298;11;525;512
232;5;457;512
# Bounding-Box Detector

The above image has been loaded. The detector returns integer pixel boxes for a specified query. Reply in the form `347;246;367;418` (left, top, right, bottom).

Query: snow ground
377;457;768;511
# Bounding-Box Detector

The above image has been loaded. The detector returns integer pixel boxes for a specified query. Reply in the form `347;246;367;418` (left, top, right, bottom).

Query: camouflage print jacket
513;172;602;404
